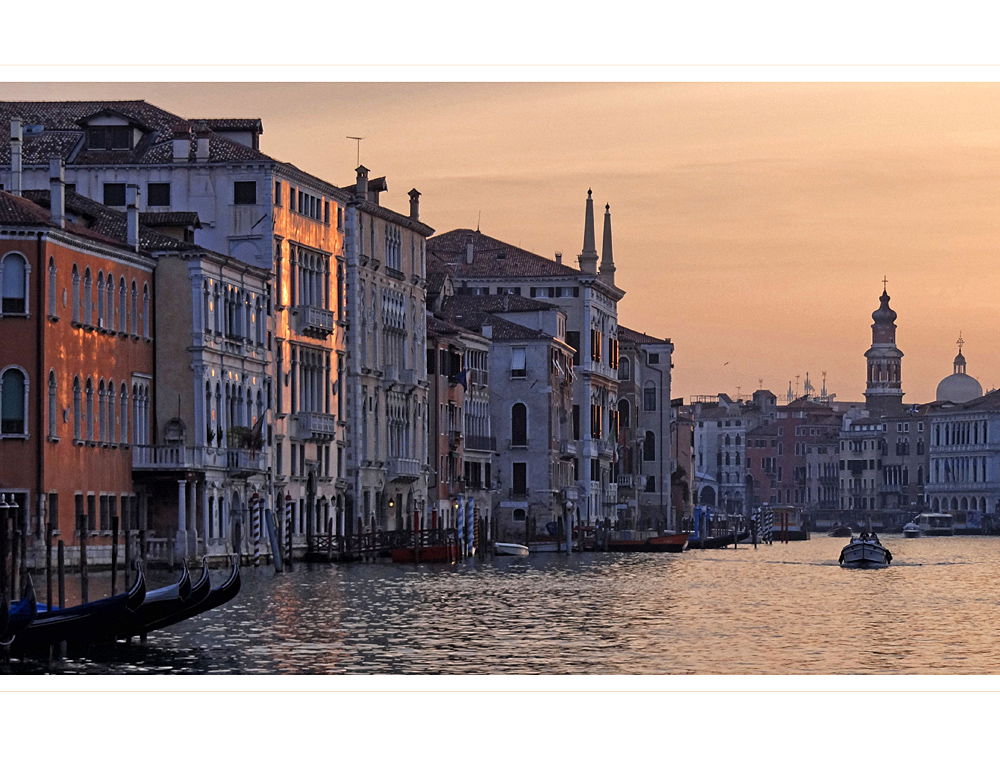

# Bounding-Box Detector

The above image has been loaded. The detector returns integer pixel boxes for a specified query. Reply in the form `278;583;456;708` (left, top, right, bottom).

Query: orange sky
3;82;997;403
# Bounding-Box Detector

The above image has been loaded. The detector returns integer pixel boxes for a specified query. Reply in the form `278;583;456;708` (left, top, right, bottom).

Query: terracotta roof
0;190;53;225
139;211;202;228
439;310;553;342
426;271;449;297
196;118;262;133
619;325;670;345
440;293;556;317
427;229;581;279
0;100;270;166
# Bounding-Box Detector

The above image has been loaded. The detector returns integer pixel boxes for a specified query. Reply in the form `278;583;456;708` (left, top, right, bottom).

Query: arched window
72;265;81;322
48;371;57;439
48;258;57;318
618;398;630;427
511;402;527;447
643;430;656;461
256;297;264;345
85;378;94;441
618;356;630;381
107;381;116;444
725;434;731;446
73;376;82;440
643;381;657;411
130;280;138;335
105;271;114;329
142;283;150;338
96;272;105;326
120;384;128;444
1;367;28;435
213;283;221;334
132;384;139;445
118;277;127;332
98;380;107;441
83;268;92;325
203;281;211;334
1;252;28;315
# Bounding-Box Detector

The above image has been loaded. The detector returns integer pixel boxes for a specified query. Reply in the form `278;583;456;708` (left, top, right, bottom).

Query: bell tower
863;279;904;417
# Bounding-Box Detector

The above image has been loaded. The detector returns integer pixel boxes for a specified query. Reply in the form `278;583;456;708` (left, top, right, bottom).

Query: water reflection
6;536;1000;674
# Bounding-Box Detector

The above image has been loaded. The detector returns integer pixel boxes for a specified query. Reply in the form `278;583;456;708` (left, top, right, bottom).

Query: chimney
408;188;420;220
48;158;65;229
10;119;23;196
355;165;369;199
465;235;475;265
194;123;211;162
555;252;562;265
126;184;139;250
172;122;191;163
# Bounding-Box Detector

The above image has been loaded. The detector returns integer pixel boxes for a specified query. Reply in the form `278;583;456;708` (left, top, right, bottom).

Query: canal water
7;535;1000;674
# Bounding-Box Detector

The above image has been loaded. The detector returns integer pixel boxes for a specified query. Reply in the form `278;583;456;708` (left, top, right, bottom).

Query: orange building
0;166;164;563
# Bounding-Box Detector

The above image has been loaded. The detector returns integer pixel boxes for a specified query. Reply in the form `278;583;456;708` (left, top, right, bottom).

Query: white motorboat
494;542;530;557
839;535;892;568
915;513;954;536
902;522;920;538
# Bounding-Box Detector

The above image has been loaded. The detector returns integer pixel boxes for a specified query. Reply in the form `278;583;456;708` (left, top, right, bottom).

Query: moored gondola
115;560;193;640
9;563;145;654
1;576;36;646
132;558;212;637
687;530;751;549
140;554;240;637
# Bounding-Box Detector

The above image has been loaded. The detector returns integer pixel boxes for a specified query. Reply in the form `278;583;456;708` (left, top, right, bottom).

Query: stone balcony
617;474;634;488
400;368;418;386
295;412;337;441
226;449;268;477
132;445;267;476
559;440;576;459
295;305;335;339
388;456;421;482
465;435;497;452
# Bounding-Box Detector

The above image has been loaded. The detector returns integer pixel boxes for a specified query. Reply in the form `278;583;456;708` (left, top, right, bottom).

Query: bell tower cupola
863;278;904;417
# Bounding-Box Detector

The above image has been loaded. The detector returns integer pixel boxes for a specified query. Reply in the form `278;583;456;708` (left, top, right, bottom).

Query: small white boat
494;542;530;557
839;535;892;568
915;513;954;536
902;522;920;538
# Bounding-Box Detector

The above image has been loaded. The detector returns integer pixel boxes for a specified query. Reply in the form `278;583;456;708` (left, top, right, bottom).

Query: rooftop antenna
477;210;481;233
758;378;763;390
821;371;828;399
347;136;364;166
795;374;800;398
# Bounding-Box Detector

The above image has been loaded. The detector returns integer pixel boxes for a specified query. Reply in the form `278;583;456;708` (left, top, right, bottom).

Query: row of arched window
202;280;266;347
63;260;149;338
205;380;265;445
66;374;150;445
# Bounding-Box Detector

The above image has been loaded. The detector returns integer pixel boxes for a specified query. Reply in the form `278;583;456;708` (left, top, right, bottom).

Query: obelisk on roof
578;189;599;274
599;203;616;286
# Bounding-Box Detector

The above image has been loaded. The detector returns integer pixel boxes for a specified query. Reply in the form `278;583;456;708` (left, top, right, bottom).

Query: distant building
864;285;904;417
670;398;694;524
936;337;983;403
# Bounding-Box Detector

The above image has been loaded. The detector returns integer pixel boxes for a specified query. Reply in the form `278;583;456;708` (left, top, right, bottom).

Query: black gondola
9;563;145;654
139;554;240;637
128;558;212;638
686;530;751;549
1;576;36;646
114;560;193;640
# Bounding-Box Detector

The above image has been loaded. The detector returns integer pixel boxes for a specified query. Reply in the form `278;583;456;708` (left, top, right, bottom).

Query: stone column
177;480;187;558
187;481;197;558
201;482;210;552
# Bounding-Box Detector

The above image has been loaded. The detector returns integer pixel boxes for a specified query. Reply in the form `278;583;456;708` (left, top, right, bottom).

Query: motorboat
494;542;530;557
828;525;853;538
839;534;892;568
915;513;954;536
902;522;920;538
605;532;690;553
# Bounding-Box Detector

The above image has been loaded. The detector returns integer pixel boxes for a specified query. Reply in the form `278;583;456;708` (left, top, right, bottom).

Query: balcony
388;457;421;482
400;368;418;386
617;474;634;488
383;364;399;385
508;488;529;500
133;445;205;471
465;435;497;452
604;483;618;502
559;440;577;459
448;429;463;449
598;439;615;458
226;449;268;477
295;305;335;339
295;412;337;441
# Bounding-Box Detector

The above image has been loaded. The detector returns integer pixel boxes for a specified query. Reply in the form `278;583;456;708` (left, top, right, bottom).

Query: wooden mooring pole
111;516;119;596
46;521;53;611
78;514;89;604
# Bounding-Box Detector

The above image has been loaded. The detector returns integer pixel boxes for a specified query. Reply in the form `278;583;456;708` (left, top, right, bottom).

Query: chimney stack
10;119;23;196
408;188;421;220
555;252;562;265
355;165;369;199
465;234;475;265
172;122;191;163
48;158;65;229
126;184;139;250
194;123;211;162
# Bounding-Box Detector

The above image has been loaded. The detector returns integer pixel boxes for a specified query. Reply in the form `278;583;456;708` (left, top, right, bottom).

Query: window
566;331;581;366
234;181;257;205
87;494;96;532
1;252;28;315
644;431;655;461
511;403;527;447
88;126;132;151
511;347;526;378
618;398;630;427
85;379;94;441
47;371;57;439
512;508;526;522
618;356;630;381
274;181;283;206
648;353;660;364
644;384;657;412
147;183;171;206
103;183;126;206
47;258;56;318
512;462;527;495
1;367;27;435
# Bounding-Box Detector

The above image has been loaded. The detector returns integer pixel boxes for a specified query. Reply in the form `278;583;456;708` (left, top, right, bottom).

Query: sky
2;81;998;404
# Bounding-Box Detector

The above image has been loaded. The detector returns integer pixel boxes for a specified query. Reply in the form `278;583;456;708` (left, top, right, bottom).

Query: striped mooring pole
252;496;261;567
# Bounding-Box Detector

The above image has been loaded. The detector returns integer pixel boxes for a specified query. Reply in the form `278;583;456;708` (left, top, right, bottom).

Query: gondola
9;563;145;654
1;576;36;646
131;558;212;637
687;530;750;549
114;560;194;640
140;554;240;637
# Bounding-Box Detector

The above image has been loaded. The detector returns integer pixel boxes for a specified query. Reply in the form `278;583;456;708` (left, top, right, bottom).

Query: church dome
936;343;983;403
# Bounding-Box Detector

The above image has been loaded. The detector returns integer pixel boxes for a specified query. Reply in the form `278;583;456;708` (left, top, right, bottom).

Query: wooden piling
139;529;147;571
78;514;89;604
57;540;65;609
46;521;53;611
124;528;131;587
111;516;119;596
11;527;20;600
327;518;334;561
167;535;175;574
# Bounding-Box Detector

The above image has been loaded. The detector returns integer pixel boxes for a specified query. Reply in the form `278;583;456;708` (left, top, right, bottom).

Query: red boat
606;532;689;553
